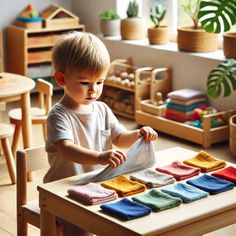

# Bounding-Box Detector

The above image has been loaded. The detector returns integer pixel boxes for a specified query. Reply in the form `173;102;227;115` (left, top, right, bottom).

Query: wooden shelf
0;30;3;72
6;25;85;86
104;80;134;92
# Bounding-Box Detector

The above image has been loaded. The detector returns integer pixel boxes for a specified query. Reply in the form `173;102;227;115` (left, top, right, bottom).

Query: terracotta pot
230;114;236;157
120;17;146;40
100;19;120;37
223;32;236;59
177;26;218;52
148;26;169;45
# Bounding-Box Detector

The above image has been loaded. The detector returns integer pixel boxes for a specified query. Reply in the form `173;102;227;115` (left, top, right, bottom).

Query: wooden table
38;147;236;236
0;72;35;149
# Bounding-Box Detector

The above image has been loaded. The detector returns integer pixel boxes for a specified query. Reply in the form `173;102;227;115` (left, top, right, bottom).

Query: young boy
44;31;157;235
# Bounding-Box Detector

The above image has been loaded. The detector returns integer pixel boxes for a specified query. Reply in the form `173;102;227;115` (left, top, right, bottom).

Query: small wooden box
15;21;42;29
140;99;165;116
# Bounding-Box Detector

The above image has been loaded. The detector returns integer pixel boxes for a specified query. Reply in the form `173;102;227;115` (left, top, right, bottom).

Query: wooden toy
139;68;171;116
40;4;80;29
15;4;42;29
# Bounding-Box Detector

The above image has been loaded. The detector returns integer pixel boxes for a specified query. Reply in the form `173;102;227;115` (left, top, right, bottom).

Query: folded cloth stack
156;160;200;181
186;174;234;195
130;168;176;188
67;183;118;205
164;88;207;123
183;150;226;173
101;175;146;197
161;182;209;203
100;198;151;220
132;189;182;212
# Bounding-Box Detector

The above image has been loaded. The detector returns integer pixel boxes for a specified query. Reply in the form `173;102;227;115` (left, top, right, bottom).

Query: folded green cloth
132;189;182;212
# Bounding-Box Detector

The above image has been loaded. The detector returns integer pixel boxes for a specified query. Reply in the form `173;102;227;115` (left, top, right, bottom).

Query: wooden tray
136;109;236;148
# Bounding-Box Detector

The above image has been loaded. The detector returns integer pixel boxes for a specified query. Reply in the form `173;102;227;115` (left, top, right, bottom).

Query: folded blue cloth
100;198;151;220
186;174;234;195
161;183;209;203
166;100;204;112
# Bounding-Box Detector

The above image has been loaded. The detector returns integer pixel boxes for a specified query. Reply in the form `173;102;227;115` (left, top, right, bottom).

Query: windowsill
102;36;225;62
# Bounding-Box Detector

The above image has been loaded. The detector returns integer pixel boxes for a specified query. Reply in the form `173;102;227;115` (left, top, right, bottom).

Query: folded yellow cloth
183;150;226;173
101;175;146;197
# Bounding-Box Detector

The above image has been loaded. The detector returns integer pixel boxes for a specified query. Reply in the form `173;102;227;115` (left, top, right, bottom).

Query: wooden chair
8;79;53;155
0;102;16;184
16;145;56;236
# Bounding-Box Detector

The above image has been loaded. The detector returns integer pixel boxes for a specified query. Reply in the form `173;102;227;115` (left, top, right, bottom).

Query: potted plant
206;59;236;156
120;0;146;40
148;4;168;45
177;0;218;52
198;0;236;59
99;10;120;37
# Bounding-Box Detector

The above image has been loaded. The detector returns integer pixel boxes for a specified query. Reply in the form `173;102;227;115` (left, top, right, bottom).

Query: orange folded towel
183;150;226;173
101;175;146;197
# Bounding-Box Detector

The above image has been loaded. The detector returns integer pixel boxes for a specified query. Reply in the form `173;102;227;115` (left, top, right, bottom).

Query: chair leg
17;208;28;236
1;138;16;184
12;124;21;156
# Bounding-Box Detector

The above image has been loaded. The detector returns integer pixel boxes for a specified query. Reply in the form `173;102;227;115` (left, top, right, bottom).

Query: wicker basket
148;26;169;45
223;32;236;59
230;114;236;157
177;26;218;52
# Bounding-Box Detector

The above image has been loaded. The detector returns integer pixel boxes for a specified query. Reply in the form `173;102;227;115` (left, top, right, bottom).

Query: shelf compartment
28;50;52;64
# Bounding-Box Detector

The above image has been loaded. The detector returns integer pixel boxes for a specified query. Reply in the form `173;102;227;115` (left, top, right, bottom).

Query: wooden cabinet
6;25;85;84
0;30;3;72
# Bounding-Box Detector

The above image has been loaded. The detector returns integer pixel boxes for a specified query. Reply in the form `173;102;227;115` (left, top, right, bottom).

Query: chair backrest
37;78;53;114
16;145;49;206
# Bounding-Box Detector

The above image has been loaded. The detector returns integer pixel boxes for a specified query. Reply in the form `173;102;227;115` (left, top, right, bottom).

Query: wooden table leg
40;209;57;236
21;91;34;181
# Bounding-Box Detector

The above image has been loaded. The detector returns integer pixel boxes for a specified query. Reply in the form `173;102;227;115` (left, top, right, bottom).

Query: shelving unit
6;25;85;88
0;30;3;72
101;59;152;120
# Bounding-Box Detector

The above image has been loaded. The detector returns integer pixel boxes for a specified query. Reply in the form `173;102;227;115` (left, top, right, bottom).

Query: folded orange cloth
101;175;146;197
183;150;226;173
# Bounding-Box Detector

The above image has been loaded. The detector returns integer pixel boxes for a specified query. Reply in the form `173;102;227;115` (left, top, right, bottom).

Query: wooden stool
0;102;16;184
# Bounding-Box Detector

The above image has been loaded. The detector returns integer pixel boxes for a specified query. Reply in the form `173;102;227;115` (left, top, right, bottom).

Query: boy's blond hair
52;31;110;74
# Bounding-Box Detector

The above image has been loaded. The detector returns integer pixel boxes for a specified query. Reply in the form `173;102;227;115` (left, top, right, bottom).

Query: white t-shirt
44;101;126;183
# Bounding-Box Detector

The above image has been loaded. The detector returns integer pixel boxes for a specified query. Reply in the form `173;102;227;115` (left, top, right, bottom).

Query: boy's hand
139;126;158;142
97;150;127;168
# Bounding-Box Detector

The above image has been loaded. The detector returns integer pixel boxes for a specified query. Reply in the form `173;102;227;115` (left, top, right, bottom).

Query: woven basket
230;114;236;157
148;26;169;45
120;18;146;40
177;26;218;52
223;32;236;59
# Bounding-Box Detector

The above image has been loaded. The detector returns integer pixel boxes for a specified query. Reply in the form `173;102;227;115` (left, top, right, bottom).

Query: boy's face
62;69;107;106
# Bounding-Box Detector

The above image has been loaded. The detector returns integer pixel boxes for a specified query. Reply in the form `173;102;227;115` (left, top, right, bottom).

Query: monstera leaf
207;59;236;99
198;0;236;33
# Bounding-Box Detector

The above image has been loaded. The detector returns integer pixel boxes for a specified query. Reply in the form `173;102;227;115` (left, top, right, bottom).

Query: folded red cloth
211;166;236;185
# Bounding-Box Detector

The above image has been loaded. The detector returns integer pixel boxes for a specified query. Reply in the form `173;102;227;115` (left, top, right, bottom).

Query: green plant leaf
198;0;236;33
207;59;236;99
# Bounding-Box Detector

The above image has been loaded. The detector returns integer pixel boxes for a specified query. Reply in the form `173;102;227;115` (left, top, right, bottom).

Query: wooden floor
0;92;236;236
